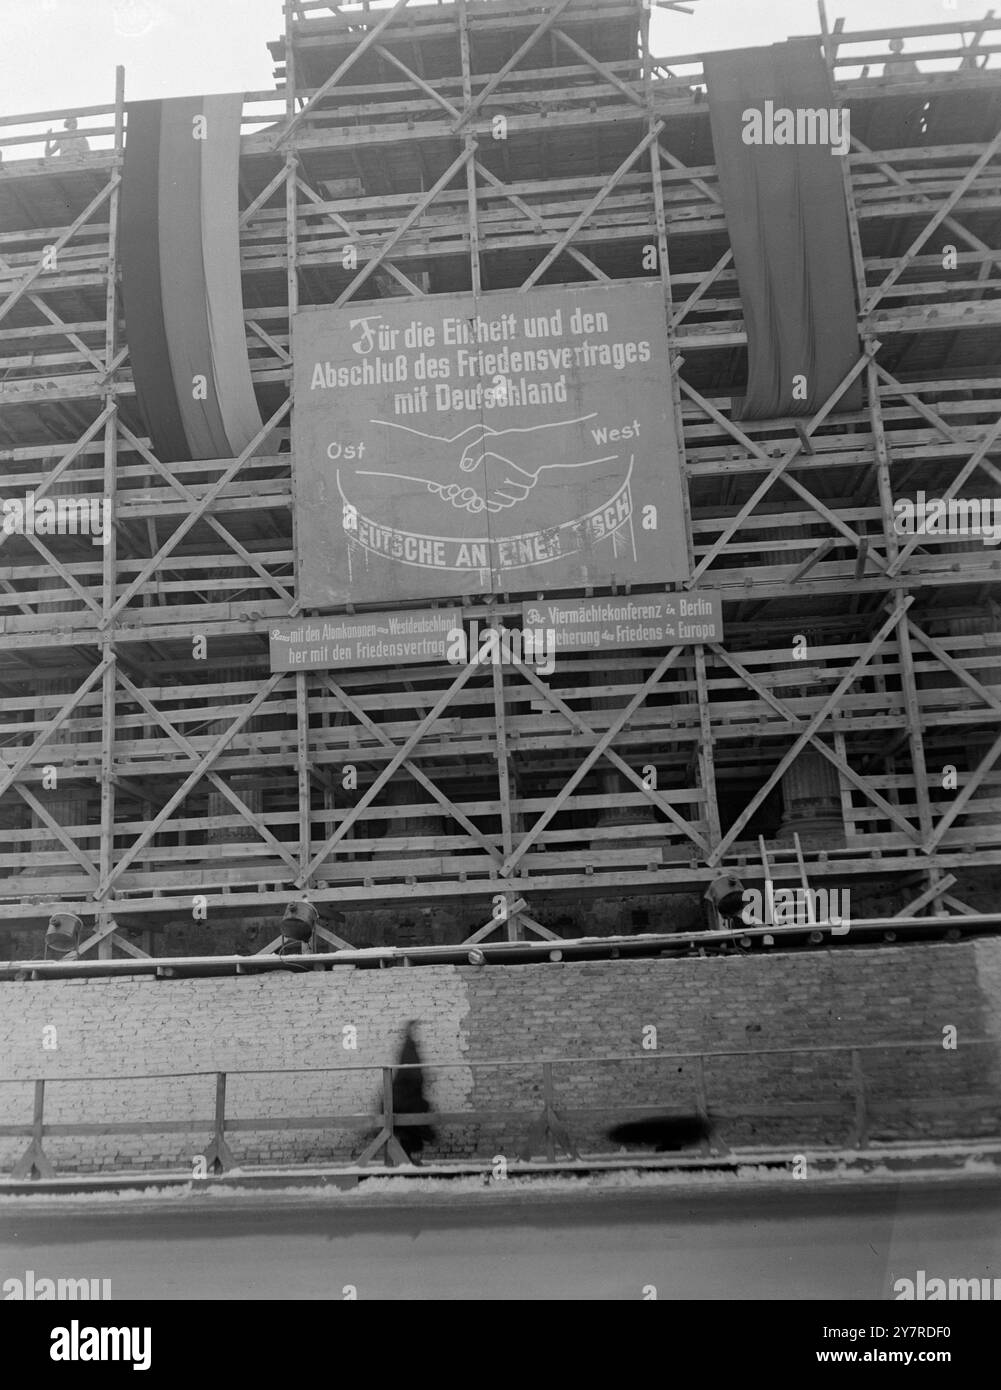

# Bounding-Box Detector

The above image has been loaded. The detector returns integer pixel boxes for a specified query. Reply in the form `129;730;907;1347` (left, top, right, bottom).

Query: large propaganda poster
292;282;690;605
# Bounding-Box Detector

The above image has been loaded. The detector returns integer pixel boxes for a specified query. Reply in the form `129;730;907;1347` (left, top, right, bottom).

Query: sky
0;0;992;120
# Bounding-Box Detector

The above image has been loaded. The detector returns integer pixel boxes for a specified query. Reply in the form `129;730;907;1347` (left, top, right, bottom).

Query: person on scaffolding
882;38;921;79
45;117;90;158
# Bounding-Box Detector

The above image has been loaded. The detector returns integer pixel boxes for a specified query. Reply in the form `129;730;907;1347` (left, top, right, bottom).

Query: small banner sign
520;592;723;650
268;609;458;671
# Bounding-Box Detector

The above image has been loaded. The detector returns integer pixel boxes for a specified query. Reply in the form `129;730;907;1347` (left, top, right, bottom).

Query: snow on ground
1;1152;999;1207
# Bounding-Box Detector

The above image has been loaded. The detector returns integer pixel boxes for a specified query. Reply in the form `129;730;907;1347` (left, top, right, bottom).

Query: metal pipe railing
4;912;1001;976
1;1037;997;1180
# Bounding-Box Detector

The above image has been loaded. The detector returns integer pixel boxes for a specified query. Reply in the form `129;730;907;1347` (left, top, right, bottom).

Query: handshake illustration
367;416;617;516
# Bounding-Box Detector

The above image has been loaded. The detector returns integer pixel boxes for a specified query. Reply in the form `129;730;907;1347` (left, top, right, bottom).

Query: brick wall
1;940;999;1174
462;944;1001;1152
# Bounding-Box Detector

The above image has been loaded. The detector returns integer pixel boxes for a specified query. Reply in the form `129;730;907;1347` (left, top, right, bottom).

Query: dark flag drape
119;100;189;462
120;94;264;462
704;39;863;420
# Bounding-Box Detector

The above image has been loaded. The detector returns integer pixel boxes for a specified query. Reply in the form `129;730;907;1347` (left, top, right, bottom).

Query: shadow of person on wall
607;1114;713;1153
390;1019;436;1165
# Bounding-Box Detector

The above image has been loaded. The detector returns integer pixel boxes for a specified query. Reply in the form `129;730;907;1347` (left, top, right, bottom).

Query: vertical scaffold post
457;0;481;296
12;1079;55;1180
98;64;126;959
203;1072;237;1173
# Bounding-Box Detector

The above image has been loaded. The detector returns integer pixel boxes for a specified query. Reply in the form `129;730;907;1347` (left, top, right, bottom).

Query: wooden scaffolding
0;0;999;957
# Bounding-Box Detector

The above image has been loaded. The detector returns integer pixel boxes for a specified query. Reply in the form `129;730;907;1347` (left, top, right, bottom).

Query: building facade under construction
0;0;999;964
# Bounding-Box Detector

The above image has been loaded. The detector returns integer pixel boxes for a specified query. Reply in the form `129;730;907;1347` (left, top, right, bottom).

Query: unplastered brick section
973;939;1001;1039
459;945;1001;1153
0;943;999;1173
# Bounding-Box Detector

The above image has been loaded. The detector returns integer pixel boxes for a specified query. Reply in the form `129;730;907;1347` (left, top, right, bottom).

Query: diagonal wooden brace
0;247;107;373
503;651;709;867
464;895;528;945
0;656;112;805
709;598;915;863
100;399;292;628
519;1063;578;1163
850;134;996;262
14;784;100;884
474;159;607;282
924;727;1001;853
334;147;475;308
0;174;119;326
315;671;504;866
685;346;884;583
862;124;1001;314
885;413;1001;577
116;419;295;607
296;172;425;297
114;669;300;875
710;644;924;847
906;619;1001;715
356;1067;410;1168
894;874;958;918
873;363;1001;496
452;0;576;133
278;0;414;145
100;674;287;893
301;658;480;882
521;123;664;290
0;406;115;561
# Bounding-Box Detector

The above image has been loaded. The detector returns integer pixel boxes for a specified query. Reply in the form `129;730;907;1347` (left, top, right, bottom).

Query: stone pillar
386;773;443;856
753;528;845;846
766;573;845;847
777;747;844;844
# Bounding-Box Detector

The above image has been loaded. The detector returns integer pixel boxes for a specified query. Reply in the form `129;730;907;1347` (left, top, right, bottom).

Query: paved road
2;1178;999;1300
